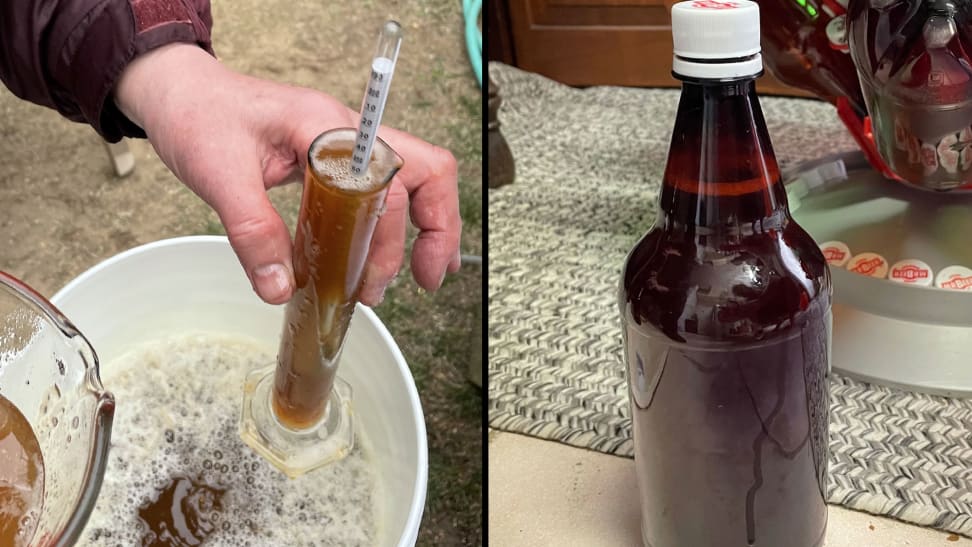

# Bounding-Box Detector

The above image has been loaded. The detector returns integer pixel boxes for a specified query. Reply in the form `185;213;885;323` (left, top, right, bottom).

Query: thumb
212;186;295;305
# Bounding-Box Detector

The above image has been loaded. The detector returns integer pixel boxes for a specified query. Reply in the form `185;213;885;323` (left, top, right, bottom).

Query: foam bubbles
80;334;378;546
308;142;384;193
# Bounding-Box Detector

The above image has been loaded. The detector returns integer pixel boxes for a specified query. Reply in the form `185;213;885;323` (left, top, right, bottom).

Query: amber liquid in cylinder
272;148;389;430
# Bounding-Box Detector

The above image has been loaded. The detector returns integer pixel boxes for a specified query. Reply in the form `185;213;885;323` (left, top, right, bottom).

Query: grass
453;92;483;257
377;79;483;544
377;259;482;545
203;218;226;236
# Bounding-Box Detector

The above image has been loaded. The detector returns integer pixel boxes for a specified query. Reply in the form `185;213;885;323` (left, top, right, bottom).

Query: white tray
788;152;972;397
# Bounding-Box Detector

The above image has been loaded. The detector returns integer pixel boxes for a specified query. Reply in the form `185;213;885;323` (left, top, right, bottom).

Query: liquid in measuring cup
0;394;44;546
273;146;389;430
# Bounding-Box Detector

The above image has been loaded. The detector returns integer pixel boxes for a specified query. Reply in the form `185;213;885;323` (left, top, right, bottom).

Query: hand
114;44;462;305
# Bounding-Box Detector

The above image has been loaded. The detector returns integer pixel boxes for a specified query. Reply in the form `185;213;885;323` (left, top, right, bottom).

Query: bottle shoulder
621;220;832;344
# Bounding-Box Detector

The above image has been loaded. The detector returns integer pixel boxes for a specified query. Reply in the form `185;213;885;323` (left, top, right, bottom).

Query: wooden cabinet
488;0;813;97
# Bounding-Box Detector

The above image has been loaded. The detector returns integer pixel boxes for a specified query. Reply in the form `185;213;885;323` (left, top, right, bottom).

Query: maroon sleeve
0;0;214;142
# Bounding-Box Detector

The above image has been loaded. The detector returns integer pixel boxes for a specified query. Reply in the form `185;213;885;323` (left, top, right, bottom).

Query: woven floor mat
487;62;972;537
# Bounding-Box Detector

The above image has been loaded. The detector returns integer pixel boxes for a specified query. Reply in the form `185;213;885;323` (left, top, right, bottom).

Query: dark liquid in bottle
273;148;388;430
620;80;831;546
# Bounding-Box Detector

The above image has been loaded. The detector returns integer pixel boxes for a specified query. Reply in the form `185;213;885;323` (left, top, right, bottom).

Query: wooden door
499;0;811;97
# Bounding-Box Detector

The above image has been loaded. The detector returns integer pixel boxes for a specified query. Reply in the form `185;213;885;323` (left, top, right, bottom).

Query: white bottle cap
888;259;934;286
935;265;972;291
819;240;851;267
671;0;763;79
846;252;889;278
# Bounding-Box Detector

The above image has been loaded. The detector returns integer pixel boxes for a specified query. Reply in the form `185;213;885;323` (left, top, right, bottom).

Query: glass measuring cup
0;271;114;545
240;128;403;477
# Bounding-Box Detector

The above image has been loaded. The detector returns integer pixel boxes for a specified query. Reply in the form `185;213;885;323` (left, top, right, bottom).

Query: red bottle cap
846;252;889;278
819;240;851;267
888;259;934;286
826;16;850;52
935;265;972;291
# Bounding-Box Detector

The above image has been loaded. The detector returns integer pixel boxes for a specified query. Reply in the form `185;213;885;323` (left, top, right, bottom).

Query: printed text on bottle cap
690;0;740;9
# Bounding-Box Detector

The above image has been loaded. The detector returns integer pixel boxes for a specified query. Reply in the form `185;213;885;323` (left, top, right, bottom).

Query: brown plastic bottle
619;2;832;546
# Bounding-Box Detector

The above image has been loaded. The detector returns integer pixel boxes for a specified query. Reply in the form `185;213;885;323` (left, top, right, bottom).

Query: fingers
358;182;409;306
376;125;463;292
285;96;356;174
273;97;462;300
207;177;295;305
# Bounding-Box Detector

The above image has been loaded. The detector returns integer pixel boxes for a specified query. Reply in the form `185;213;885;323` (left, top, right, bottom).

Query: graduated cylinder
273;128;401;429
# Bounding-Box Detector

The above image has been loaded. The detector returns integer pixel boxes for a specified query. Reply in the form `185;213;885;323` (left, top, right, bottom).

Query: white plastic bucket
51;235;427;547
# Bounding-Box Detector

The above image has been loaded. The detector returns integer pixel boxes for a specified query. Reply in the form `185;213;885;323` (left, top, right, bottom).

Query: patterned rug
487;62;972;537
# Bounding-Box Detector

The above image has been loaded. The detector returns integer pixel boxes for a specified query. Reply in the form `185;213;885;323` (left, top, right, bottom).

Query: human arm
113;43;462;304
0;0;213;141
0;1;461;305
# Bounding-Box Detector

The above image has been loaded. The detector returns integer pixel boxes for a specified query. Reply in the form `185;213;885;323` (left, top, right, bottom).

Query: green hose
463;0;482;87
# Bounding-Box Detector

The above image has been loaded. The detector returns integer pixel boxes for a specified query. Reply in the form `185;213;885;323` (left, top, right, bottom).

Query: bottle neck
657;77;789;235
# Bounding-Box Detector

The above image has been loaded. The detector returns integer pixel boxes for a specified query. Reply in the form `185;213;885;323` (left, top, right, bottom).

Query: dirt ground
0;0;482;545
